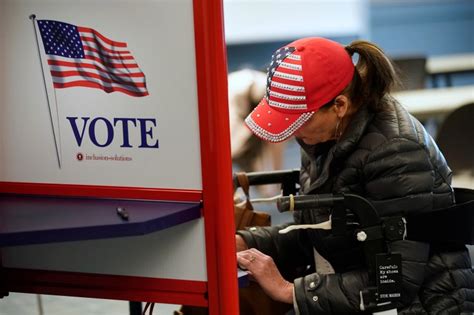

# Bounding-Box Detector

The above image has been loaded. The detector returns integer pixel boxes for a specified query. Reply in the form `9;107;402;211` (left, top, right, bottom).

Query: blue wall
370;0;474;57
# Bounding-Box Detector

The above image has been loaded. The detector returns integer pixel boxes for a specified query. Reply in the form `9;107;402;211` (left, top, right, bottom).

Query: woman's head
245;37;399;145
294;95;350;145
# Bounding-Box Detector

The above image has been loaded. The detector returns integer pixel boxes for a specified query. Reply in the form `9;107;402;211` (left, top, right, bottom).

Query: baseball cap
244;37;355;143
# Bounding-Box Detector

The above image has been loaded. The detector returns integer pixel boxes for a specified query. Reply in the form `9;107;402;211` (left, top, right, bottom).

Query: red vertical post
193;1;239;315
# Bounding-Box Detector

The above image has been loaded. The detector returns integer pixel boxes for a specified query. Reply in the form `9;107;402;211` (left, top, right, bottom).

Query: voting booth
0;0;239;314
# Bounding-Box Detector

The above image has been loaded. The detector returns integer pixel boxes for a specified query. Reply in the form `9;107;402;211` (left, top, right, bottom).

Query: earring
334;118;343;140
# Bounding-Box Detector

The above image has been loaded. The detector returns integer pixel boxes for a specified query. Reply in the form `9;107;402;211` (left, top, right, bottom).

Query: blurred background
229;0;474;222
1;0;473;314
226;0;472;74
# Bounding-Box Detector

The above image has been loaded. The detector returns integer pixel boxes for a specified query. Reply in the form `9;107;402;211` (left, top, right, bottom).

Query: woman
236;37;473;314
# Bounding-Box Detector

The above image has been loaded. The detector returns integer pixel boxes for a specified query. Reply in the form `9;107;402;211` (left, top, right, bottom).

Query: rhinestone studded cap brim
245;111;314;143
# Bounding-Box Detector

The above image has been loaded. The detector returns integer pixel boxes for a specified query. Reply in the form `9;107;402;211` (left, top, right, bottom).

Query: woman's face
294;95;351;145
294;106;339;145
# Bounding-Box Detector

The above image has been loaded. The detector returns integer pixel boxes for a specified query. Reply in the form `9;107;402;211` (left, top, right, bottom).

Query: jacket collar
333;104;374;159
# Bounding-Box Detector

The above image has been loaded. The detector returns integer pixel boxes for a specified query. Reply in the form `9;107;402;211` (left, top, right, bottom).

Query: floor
0;294;179;315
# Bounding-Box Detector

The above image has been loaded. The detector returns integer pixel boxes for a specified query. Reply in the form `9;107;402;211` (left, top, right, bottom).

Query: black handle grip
233;169;299;187
277;194;344;213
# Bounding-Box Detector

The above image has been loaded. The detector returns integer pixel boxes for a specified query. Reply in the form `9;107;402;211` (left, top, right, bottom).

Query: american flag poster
37;19;148;97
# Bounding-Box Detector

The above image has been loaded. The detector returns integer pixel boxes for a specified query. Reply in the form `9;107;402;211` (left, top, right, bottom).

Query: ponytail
343;40;400;112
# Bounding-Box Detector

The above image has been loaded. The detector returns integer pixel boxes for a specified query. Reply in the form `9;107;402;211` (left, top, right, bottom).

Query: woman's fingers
237;250;256;270
235;248;293;303
248;247;266;258
237;249;272;276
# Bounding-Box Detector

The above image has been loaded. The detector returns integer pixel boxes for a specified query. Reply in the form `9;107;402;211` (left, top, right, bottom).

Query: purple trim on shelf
0;194;202;247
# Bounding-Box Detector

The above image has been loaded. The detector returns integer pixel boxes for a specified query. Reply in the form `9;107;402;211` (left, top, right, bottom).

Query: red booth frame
0;0;239;314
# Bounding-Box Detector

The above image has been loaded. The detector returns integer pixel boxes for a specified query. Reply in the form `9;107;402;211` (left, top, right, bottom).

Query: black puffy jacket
238;98;474;314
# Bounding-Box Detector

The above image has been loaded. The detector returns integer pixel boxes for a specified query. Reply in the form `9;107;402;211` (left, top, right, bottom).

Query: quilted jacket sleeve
419;247;474;314
237;224;314;281
237;225;313;278
293;240;430;314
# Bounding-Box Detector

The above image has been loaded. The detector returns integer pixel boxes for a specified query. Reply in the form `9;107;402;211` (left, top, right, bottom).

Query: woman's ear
333;95;350;118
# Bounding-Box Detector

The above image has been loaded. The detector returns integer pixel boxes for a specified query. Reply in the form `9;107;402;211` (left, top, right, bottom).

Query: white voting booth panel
0;0;238;314
0;0;202;189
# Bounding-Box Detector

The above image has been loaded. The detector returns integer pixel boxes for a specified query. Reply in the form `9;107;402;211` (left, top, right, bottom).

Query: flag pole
29;14;62;169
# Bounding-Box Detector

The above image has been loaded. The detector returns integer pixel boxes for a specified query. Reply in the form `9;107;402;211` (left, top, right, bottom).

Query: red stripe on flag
77;26;127;47
53;81;149;97
282;57;301;65
269;84;306;97
84;52;135;62
47;60;145;77
84;50;134;61
271;77;304;88
83;46;131;57
268;96;306;106
84;55;138;69
50;70;146;88
276;67;303;76
81;37;131;54
269;87;305;97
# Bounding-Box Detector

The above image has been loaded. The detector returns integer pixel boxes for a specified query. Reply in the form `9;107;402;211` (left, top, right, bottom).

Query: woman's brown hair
343;40;401;112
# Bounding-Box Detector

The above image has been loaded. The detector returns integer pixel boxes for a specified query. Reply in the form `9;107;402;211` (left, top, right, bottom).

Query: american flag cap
245;37;355;143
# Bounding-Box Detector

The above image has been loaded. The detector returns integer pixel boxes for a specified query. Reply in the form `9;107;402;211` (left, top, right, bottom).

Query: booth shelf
0;194;202;247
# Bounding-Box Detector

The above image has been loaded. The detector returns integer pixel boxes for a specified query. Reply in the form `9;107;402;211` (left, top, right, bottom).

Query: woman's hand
237;248;294;304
